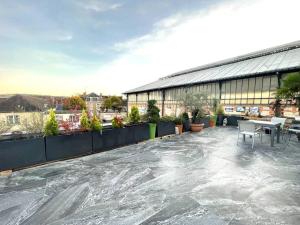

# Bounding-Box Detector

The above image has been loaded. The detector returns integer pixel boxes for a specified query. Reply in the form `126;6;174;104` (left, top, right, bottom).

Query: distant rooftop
125;40;300;94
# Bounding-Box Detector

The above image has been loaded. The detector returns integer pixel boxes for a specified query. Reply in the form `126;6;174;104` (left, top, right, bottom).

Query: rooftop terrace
0;127;300;225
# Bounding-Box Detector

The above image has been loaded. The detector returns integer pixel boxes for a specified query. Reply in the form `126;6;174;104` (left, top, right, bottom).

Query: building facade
125;41;300;117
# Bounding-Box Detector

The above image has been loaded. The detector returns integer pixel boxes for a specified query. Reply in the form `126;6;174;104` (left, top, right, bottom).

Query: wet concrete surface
0;127;300;225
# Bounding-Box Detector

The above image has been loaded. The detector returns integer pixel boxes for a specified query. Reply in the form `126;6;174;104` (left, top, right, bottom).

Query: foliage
80;109;90;130
112;116;124;128
174;115;184;125
276;72;300;112
60;120;71;132
129;106;140;124
182;112;189;122
192;108;205;123
90;115;102;132
176;92;209;113
216;104;225;115
0;120;11;134
63;96;86;110
270;98;283;117
21;112;44;134
103;96;123;112
160;115;175;122
44;109;59;136
212;98;219;114
146;100;160;123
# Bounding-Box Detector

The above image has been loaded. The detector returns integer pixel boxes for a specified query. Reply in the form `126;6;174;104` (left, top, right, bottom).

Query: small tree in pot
80;109;90;131
146;100;160;139
44;109;59;136
174;115;184;134
129;106;140;124
90;115;102;132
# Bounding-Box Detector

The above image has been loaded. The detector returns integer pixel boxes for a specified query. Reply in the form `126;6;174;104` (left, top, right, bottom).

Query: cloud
89;0;300;95
81;0;122;12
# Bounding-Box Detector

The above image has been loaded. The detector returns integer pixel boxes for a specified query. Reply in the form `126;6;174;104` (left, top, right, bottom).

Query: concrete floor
0;127;300;225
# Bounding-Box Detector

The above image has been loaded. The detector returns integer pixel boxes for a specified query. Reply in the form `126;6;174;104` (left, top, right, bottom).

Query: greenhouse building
125;41;300;117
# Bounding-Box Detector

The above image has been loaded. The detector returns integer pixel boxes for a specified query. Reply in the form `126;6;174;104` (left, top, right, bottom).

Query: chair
264;117;287;139
283;124;300;148
237;121;262;149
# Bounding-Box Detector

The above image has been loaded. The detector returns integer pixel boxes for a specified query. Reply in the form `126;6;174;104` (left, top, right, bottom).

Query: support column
162;90;165;116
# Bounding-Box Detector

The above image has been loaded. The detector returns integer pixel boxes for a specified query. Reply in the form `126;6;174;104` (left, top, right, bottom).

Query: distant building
125;41;300;117
85;92;102;116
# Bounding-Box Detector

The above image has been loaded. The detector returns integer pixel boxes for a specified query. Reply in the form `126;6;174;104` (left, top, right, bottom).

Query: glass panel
262;76;270;98
247;98;254;104
254;99;261;104
248;78;255;98
225;82;230;99
236;79;242;99
230;80;236;99
261;99;269;104
254;77;262;98
269;75;278;98
241;79;248;98
221;83;226;100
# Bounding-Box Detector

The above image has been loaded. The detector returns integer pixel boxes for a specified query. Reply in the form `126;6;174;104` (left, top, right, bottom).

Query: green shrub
146;100;160;123
174;115;184;125
44;109;59;136
160;115;175;122
112;116;124;128
80;109;90;130
182;112;189;121
90;115;102;132
129;106;140;124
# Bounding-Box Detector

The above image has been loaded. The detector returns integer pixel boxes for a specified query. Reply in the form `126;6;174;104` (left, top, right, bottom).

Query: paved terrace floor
1;127;300;225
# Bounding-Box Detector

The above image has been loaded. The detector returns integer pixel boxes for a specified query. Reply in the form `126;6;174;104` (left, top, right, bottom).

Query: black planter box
92;131;104;153
101;128;130;150
217;115;226;126
45;132;92;161
0;137;46;171
226;116;244;126
199;117;210;128
183;120;190;132
127;123;149;143
156;121;175;137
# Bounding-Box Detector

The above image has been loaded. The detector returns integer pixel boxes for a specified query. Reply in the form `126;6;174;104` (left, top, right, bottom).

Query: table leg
271;128;275;147
277;126;280;143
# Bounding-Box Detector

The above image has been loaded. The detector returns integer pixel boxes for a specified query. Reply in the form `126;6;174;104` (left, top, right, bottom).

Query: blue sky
0;0;300;96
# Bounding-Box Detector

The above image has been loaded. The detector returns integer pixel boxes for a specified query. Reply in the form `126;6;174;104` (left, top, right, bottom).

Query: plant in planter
174;115;184;134
112;116;124;128
216;104;225;126
209;115;217;127
90;115;102;132
44;109;59;136
190;108;205;132
146;100;160;139
80;109;90;131
129;106;140;124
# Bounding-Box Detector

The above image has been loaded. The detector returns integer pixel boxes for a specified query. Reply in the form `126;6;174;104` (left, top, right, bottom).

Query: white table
249;120;281;147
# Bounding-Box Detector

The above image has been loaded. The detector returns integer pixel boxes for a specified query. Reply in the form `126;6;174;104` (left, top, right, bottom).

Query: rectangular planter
45;132;92;161
0;137;46;171
92;131;104;153
199;117;210;128
183;120;190;132
127;123;149;143
227;116;244;126
156;121;175;137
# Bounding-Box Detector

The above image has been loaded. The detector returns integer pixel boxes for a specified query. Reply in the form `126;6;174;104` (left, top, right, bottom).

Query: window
69;115;79;122
6;115;20;125
248;78;255;98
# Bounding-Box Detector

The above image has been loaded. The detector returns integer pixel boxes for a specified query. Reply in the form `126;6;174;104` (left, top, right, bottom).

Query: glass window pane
248;78;255;98
230;80;236;99
262;76;270;98
221;83;226;100
241;79;248;98
255;77;262;98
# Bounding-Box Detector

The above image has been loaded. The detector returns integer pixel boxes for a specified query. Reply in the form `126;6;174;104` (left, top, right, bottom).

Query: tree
276;72;300;114
44;109;59;136
146;100;160;123
21;112;44;134
90;115;102;132
0;120;11;135
80;109;90;130
103;96;123;112
63;96;86;110
129;106;140;124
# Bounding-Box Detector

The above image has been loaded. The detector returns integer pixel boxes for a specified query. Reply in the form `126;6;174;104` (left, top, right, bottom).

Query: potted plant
80;109;90;131
209;115;217;127
146;100;160;139
174;115;183;134
182;112;190;132
191;109;205;132
216;104;225;126
91;115;104;153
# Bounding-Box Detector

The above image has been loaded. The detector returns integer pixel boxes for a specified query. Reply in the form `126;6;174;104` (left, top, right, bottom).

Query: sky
0;0;300;96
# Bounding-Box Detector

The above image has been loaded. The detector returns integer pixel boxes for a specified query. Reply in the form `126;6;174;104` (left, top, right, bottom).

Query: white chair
264;117;287;139
237;121;262;149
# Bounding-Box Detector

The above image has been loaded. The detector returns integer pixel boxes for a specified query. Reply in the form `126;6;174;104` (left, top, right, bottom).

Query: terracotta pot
209;120;215;127
190;123;204;132
176;124;183;134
